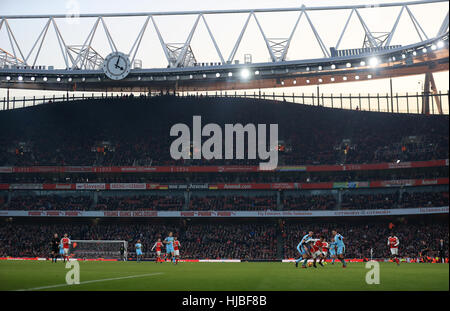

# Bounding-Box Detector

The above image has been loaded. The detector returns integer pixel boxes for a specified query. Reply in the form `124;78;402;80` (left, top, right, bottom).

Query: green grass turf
0;261;448;291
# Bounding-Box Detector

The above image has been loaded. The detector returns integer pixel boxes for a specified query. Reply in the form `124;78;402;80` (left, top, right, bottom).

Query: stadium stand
0;217;447;260
0;96;448;262
0;97;448;166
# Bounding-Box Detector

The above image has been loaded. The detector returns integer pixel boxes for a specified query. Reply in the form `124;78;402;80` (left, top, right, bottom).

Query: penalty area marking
15;272;164;291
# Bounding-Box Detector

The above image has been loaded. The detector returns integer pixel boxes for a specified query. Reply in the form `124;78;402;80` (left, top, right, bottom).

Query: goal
70;240;128;260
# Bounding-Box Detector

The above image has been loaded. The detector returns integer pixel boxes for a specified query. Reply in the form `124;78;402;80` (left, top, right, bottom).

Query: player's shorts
337;245;345;255
156;251;161;256
174;250;180;256
59;249;64;255
166;246;174;254
322;251;328;257
63;248;69;255
390;248;398;255
329;248;336;256
312;250;322;259
136;250;143;256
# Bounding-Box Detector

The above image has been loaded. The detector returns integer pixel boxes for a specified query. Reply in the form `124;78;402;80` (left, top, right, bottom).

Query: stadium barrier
2;91;449;115
0;159;447;174
0;178;448;191
0;207;448;218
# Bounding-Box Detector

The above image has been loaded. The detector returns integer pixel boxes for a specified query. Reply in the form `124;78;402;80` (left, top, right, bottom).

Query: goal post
70;240;128;260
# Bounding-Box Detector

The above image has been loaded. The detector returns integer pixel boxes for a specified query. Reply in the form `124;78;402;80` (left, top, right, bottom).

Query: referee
50;233;60;263
438;239;447;263
120;244;126;261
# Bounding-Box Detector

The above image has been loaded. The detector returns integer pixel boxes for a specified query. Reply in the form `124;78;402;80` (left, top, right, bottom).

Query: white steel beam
4;19;27;65
150;16;173;67
228;12;252;63
129;16;150;64
51;18;71;69
335;9;354;50
354;9;377;47
281;10;304;61
252;12;278;62
385;5;405;46
201;14;225;64
1;1;446;19
437;11;448;36
405;6;429;41
25;18;50;65
174;14;201;67
303;9;330;58
100;17;118;53
71;17;100;70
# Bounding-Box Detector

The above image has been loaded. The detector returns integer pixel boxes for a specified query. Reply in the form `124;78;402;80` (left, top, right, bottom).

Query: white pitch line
15;272;164;291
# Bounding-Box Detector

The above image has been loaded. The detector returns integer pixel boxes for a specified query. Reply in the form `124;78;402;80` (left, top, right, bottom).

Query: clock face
102;52;131;80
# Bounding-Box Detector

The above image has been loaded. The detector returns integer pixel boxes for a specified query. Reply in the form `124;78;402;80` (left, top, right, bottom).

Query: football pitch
0;261;448;291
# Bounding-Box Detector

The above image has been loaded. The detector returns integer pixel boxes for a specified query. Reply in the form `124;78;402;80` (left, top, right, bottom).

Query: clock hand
115;56;120;67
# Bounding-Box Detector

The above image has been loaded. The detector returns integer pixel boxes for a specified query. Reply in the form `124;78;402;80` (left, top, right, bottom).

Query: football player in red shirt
387;233;400;265
311;236;326;268
151;238;163;263
173;237;181;264
60;233;71;263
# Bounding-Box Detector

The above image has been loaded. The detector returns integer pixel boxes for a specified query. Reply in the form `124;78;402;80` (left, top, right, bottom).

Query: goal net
70;240;128;260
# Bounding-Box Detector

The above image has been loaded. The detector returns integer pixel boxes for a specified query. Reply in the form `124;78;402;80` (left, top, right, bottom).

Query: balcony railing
1;90;449;115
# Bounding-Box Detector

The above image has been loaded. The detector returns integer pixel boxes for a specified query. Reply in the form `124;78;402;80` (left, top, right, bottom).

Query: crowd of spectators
6;195;92;211
282;195;337;211
1;191;447;211
0;96;448;167
189;195;277;211
341;193;399;210
400;191;449;209
0;167;447;185
97;195;184;211
0;219;447;260
0;222;277;260
341;191;449;210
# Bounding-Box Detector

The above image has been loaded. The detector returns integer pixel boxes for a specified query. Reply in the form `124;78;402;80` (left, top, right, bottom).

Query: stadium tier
0;96;448;166
0;216;447;261
0;96;448;263
1;190;448;211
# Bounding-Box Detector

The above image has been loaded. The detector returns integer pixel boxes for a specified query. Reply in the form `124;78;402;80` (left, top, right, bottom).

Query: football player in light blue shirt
332;230;347;268
135;240;143;262
328;241;337;264
59;243;64;259
164;232;176;263
295;231;314;268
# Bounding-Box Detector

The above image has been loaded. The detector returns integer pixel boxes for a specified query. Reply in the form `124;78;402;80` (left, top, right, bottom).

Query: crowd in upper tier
1;191;447;211
188;195;277;211
282;194;337;211
0;96;448;167
0;220;447;260
340;191;449;210
97;195;184;211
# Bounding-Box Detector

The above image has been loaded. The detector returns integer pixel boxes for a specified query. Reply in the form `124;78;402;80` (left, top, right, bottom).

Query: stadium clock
102;51;131;80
